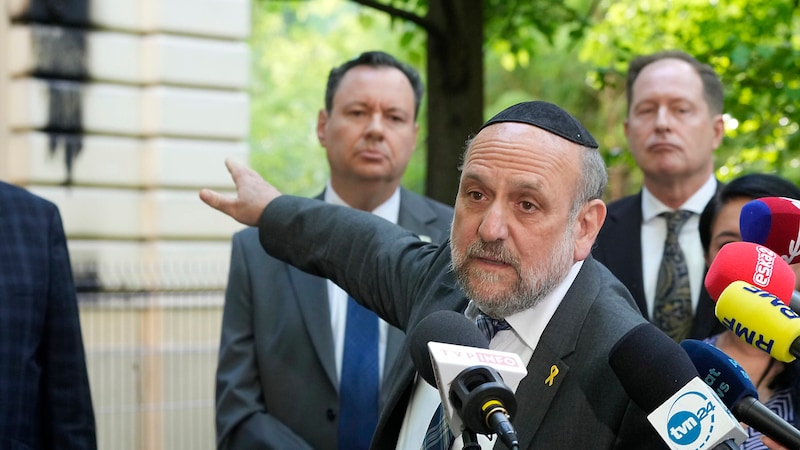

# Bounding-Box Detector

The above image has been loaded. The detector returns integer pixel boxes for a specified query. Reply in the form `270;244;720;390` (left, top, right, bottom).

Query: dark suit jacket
593;191;725;340
258;195;669;450
215;188;453;450
0;182;96;449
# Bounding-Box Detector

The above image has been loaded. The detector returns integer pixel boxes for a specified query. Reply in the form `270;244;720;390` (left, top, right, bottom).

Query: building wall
80;291;223;450
3;0;249;287
1;1;252;448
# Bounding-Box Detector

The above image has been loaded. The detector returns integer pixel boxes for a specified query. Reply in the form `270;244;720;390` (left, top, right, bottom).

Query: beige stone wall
2;0;252;448
79;292;223;450
3;0;250;291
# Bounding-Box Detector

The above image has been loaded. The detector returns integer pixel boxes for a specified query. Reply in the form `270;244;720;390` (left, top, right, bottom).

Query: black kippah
479;101;598;149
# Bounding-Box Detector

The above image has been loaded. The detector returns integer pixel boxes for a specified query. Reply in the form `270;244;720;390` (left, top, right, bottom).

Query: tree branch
350;0;445;39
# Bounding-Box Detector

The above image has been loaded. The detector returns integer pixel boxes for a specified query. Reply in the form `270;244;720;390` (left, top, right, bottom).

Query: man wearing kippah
201;101;669;449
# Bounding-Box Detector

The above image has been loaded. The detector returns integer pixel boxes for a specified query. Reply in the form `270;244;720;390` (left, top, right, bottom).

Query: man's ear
574;199;607;261
316;109;328;146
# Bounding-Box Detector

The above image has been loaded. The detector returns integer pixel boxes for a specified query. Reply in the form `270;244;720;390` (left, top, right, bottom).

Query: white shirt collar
323;180;401;223
641;174;717;222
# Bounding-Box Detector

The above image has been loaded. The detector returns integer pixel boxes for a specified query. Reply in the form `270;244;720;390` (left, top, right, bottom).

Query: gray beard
450;229;575;318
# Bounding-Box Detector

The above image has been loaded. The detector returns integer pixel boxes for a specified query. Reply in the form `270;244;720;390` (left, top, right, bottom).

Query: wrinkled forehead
465;122;583;160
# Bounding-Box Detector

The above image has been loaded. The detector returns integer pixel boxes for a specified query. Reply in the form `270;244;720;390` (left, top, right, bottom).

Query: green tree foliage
249;0;426;196
351;0;599;203
252;0;800;200
581;0;800;187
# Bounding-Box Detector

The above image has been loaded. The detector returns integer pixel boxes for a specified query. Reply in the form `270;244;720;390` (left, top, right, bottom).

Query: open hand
199;159;283;226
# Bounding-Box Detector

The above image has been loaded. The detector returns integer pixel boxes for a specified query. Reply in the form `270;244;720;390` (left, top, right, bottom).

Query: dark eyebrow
713;231;740;241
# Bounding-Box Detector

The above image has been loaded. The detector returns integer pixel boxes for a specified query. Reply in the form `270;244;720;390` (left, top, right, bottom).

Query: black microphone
609;323;747;449
409;310;521;449
791;290;800;314
682;339;800;450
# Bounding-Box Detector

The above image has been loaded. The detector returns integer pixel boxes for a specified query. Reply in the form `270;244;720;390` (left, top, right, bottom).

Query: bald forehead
633;58;703;94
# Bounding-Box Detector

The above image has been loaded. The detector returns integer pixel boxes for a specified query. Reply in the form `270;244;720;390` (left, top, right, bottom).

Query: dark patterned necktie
421;311;511;450
476;312;512;341
653;210;694;342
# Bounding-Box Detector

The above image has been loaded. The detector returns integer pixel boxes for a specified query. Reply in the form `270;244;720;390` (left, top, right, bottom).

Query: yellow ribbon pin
544;365;559;386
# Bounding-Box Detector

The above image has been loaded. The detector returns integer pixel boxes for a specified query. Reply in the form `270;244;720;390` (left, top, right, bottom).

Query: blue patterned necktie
653;210;694;342
339;296;379;450
476;313;512;341
421;311;511;450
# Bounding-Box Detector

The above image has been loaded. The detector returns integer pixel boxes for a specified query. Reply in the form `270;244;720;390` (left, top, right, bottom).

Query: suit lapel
604;193;647;317
513;347;569;449
397;188;449;243
287;265;338;389
511;260;599;449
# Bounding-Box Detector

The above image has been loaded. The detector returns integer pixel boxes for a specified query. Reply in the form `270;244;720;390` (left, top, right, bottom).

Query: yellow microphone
715;280;800;363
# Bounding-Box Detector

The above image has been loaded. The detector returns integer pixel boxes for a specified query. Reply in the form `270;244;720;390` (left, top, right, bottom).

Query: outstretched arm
199;159;282;226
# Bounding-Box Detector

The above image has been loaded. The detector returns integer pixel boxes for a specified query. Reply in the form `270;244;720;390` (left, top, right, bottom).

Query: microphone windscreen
740;196;800;264
740;198;772;246
704;241;795;303
682;339;800;449
680;339;758;408
715;280;800;363
408;310;489;387
609;322;699;412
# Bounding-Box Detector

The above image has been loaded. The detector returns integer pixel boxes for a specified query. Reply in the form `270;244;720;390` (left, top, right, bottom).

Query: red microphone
704;241;796;303
740;196;800;265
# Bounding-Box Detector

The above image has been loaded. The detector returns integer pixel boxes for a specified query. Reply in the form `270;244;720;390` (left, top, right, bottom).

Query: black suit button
326;408;336;421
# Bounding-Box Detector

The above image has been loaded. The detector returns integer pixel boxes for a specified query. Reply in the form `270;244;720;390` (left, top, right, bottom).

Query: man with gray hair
202;100;669;449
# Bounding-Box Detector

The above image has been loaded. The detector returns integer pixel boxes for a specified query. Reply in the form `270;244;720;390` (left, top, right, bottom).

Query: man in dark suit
593;50;726;341
0;181;96;449
202;101;675;449
214;51;453;450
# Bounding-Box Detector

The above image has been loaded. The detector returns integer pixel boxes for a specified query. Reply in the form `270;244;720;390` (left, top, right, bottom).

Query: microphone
716;280;800;363
408;310;527;449
609;322;747;449
740;196;800;265
704;241;796;303
792;290;800;313
681;339;800;449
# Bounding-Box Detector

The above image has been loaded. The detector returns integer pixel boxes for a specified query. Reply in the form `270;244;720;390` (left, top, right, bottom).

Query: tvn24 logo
648;378;746;449
665;391;717;447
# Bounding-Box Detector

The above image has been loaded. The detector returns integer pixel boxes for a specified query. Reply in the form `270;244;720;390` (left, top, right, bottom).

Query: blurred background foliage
249;0;426;197
250;0;800;201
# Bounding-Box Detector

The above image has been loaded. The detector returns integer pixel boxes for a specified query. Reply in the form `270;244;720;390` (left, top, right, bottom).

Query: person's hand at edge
761;435;790;450
199;158;282;227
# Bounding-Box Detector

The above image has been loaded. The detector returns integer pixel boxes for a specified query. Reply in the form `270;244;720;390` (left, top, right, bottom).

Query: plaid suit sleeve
0;183;96;449
42;203;97;449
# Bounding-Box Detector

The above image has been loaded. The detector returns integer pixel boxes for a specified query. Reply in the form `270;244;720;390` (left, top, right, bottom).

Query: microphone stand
460;429;521;450
461;430;481;450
